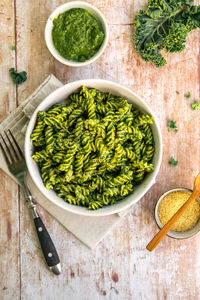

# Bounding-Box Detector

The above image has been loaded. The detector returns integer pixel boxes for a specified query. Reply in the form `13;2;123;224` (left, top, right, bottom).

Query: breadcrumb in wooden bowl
155;188;200;240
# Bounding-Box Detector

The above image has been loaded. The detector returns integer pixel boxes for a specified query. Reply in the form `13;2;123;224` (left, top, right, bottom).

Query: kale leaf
191;100;200;110
133;0;200;67
184;92;191;98
169;157;178;166
168;119;178;132
9;68;27;85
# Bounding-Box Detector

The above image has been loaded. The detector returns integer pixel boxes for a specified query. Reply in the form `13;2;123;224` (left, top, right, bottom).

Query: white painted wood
1;0;200;299
0;1;20;299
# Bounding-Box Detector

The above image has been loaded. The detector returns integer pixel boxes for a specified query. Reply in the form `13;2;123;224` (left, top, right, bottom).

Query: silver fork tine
0;137;10;165
8;129;24;159
0;133;14;163
4;131;19;161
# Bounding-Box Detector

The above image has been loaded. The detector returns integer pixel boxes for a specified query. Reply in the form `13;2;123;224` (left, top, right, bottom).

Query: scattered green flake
191;100;200;111
176;91;180;95
168;120;178;133
184;92;191;99
9;68;27;85
169;157;178;167
11;45;16;50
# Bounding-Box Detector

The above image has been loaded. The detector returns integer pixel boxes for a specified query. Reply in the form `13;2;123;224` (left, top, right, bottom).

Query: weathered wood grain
0;1;20;300
1;0;200;299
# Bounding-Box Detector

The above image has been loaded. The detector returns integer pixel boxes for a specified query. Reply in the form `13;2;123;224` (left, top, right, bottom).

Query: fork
0;130;61;275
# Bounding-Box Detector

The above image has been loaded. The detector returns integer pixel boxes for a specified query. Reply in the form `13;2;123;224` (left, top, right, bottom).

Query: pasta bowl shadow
25;79;163;216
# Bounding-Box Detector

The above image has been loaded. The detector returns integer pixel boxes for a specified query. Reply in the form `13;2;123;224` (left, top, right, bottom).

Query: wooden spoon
146;173;200;252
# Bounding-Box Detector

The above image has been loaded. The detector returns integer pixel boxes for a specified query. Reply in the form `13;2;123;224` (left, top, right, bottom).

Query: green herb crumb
168;120;178;133
184;92;191;99
176;91;180;95
11;45;16;50
9;68;27;85
169;157;178;167
191;100;200;111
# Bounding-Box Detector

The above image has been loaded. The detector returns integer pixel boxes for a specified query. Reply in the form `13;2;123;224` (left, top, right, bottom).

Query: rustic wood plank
2;0;200;299
0;1;20;299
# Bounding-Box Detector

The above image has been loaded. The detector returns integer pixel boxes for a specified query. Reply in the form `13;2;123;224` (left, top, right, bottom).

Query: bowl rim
24;79;163;216
44;1;109;67
155;187;200;239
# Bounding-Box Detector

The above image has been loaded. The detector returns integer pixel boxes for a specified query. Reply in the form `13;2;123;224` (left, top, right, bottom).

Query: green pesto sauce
52;8;105;62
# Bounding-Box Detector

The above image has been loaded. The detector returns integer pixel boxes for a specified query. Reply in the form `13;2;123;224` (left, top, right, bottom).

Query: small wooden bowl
155;188;200;239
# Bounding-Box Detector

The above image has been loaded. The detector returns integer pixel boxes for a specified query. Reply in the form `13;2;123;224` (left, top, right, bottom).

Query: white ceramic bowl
155;188;200;239
45;1;109;67
25;79;163;216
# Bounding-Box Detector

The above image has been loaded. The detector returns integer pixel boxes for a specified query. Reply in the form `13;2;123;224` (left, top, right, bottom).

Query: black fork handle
33;215;61;275
26;196;61;275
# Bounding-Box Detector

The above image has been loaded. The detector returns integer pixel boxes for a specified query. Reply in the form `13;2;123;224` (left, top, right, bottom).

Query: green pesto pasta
31;86;155;210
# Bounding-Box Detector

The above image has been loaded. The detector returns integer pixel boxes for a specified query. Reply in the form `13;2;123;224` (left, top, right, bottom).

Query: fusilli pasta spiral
31;86;155;210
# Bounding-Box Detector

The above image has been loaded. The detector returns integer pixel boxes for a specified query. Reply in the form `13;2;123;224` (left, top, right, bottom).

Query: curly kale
169;157;178;166
9;68;27;85
133;0;200;67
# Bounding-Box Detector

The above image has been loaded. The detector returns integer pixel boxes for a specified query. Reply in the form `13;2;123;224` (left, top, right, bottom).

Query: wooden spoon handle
146;190;200;252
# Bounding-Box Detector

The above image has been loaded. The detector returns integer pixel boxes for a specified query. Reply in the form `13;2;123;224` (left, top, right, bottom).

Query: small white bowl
155;188;200;239
25;79;163;216
45;1;109;67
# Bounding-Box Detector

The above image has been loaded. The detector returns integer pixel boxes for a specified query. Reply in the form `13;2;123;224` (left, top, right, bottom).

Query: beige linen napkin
0;75;127;249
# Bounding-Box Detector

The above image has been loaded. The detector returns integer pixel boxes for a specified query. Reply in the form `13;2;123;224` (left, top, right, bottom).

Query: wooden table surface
1;1;200;299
